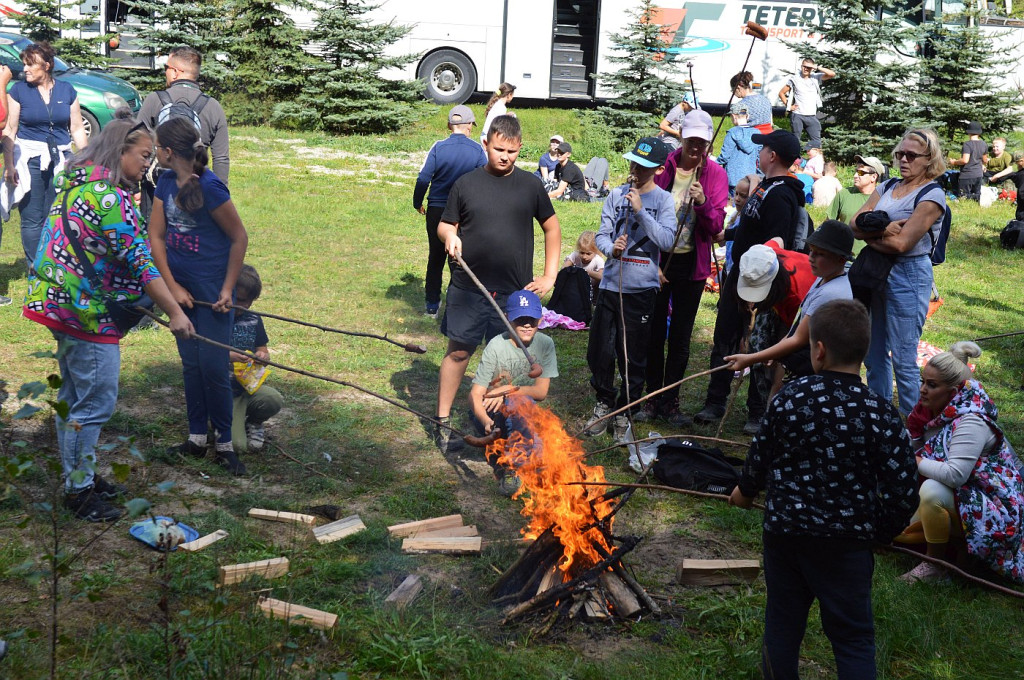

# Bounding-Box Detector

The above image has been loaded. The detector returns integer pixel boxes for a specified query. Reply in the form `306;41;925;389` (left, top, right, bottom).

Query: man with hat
949;121;986;201
535;134;564;186
413;104;487;317
827;155;885;224
725;219;855;398
990;150;1024;221
695;129;807;428
548;141;587;201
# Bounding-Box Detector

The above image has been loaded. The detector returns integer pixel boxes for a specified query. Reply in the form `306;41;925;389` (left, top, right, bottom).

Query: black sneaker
693;404;725;424
662;405;694;428
92;475;127;499
434;416;464;454
64;487;123;522
742;418;761;436
215;450;247;476
171;440;207;458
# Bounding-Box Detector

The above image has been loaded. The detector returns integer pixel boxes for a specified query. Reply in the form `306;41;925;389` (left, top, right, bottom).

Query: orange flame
489;395;615;574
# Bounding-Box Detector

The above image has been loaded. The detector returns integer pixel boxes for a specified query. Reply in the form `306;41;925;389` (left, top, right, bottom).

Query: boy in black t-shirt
434;115;562;454
229;265;283;454
548;142;586;201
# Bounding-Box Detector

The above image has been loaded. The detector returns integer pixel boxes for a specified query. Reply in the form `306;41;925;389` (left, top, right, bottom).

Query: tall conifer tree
13;0;110;68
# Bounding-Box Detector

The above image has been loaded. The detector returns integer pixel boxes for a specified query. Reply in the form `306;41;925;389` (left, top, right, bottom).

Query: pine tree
271;0;423;135
116;0;234;95
13;0;111;68
592;0;688;152
790;0;922;162
915;7;1017;140
225;0;315;123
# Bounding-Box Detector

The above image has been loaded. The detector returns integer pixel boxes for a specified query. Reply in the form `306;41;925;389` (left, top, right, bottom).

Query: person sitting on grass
730;298;917;680
812;160;842;207
547;142;586;201
989;151;1024;222
469;289;557;496
228;264;283;455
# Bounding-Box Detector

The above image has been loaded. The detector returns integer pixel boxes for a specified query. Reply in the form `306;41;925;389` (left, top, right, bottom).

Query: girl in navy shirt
149;117;248;475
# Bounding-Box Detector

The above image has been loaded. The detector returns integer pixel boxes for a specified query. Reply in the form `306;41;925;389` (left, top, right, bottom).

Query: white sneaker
245;422;266;450
899;561;950;584
583;403;611;437
612;415;629;442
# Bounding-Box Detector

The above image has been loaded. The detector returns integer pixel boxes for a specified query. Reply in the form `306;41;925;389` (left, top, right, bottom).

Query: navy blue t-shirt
155;169;233;282
231;310;269;396
10;79;77;144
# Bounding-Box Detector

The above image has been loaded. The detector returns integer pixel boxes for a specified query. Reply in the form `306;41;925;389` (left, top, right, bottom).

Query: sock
215;441;234;454
188;434;207;447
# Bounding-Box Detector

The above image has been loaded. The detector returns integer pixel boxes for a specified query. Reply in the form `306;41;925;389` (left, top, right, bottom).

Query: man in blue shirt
413;105;486;317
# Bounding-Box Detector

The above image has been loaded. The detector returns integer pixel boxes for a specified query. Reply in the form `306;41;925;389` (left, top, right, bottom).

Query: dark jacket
729;174;805;262
413;133;487;209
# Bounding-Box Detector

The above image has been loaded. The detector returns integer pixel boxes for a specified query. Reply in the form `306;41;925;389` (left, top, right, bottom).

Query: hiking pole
452;252;543;378
190;300;426;354
568;480;765;511
686;61;698;110
129;307;470;440
974;329;1024;342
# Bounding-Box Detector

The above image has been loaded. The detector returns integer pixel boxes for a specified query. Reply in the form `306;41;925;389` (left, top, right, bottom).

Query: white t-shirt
812;176;843;207
481;100;508;143
568;250;605;276
787;73;824;116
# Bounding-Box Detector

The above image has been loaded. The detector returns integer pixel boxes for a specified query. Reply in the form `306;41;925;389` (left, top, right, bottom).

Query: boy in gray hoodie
584;137;678;440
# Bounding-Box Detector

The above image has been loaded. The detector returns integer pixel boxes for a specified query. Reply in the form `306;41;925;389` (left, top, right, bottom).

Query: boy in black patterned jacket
730;299;917;680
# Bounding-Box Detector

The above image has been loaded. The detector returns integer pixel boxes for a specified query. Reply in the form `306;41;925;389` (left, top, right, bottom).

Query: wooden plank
312;515;366;544
258;597;337;630
218;557;290;587
413;525;478;539
676;559;761;586
536;565;562;595
248;508;317;526
584;591;610;620
387;514;463;538
401;536;482;554
384;575;423;610
178;529;228;553
599;572;642;617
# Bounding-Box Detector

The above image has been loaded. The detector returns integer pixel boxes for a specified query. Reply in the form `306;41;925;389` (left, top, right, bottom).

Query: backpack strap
191;93;211;116
157;89;171;106
911;181;945;253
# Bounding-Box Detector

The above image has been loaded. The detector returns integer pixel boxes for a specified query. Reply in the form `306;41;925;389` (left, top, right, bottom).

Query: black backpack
156;89;210;136
652;439;742;495
1001;220;1024;250
547;266;593;323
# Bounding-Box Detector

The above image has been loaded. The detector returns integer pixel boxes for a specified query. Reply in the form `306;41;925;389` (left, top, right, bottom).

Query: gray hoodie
596;184;677;294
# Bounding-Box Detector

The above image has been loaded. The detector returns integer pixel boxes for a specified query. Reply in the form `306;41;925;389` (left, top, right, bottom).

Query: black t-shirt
555;160;586;196
960;139;987;179
732;175;804;261
231;310;270;397
441;167;556;294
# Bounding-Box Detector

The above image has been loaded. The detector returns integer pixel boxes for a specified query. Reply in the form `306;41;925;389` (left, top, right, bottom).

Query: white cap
679;109;714;142
737;244;781;303
550;134;564;143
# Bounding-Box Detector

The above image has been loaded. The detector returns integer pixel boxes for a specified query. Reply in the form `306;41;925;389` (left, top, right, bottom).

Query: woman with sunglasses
2;41;88;267
851;128;947;416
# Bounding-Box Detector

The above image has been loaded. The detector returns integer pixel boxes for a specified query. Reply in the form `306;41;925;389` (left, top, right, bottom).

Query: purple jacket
654;149;728;281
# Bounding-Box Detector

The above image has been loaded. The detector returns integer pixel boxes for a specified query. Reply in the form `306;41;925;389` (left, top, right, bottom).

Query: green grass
2;107;1024;678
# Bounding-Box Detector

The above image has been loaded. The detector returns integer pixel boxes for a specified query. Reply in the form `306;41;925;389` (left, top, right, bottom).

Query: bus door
550;0;599;98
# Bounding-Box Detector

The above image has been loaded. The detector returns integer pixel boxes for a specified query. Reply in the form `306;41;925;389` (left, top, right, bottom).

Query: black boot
64;487;122;522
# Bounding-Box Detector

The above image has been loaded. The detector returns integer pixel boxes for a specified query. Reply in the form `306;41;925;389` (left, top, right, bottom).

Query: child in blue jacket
717;105;759;194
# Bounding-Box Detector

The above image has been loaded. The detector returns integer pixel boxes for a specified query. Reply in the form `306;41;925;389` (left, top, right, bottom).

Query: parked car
0;32;141;137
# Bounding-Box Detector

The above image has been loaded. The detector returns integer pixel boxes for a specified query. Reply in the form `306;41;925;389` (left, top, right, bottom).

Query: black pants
424;206;447;306
705;267;766;417
587;288;656;412
646;251;705;407
958;176;981;201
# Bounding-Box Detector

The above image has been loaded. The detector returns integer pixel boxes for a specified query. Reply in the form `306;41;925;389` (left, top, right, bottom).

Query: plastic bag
233;360;271;395
627;430;665;474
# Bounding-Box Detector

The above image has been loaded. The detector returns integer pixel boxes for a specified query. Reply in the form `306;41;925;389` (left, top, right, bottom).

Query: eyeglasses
893;150;928;161
854;169;877;176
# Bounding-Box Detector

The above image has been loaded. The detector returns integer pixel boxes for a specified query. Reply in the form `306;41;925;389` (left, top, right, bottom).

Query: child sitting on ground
729;298;917;680
563;229;605;291
812;160;842;207
229;264;284;454
469;289;558;495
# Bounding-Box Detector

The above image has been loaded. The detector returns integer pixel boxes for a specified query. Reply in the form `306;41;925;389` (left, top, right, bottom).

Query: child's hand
212;288;233;313
611;234;628;258
728;485;754;509
483;396;503;413
167;311;194;340
444;233;462;257
657;269;669;286
480;415;495;434
724;353;754;372
625;185;643;212
526;273;555;296
253;348;270;365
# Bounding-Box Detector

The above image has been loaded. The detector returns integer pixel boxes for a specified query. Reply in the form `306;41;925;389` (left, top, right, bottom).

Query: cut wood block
218;557;290;587
248;508;316;526
178;529;229;553
584;591;610;620
312;515;366;544
258;597;337;630
676;559;761;586
388;514;463;538
384;575;423;610
414;525;478;539
536;564;562;595
401;536;482;554
599;572;642;617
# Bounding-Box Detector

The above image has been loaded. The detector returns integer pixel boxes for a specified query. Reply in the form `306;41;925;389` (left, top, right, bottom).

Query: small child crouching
230;265;284;454
563;229;605;291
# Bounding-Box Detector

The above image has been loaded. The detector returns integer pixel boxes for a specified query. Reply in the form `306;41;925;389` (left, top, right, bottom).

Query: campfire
487;396;659;623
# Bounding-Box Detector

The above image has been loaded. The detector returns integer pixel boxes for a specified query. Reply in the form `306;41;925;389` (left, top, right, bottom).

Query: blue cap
506;289;542;321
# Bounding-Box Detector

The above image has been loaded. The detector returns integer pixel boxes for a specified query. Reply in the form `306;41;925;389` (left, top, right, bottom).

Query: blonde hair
576;230;597;254
927;341;981;388
893;128;946;180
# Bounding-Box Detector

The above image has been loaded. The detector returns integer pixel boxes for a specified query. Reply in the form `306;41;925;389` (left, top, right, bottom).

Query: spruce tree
271;0;423;135
12;0;111;68
789;0;921;162
592;0;688;152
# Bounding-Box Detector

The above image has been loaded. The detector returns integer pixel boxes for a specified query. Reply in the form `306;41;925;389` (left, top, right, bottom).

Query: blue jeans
865;255;931;416
762;533;877;680
20;155;57;267
53;332;121;492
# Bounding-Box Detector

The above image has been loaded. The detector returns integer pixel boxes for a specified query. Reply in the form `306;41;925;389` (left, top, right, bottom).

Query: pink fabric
539;307;586;330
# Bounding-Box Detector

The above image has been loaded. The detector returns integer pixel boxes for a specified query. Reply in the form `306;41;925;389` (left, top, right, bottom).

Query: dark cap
556;142;572;155
965;121;983;135
623;136;670;168
806;219;855;261
752;130;801;163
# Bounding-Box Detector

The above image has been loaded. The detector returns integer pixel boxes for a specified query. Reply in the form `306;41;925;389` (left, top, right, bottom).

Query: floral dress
919;380;1024;582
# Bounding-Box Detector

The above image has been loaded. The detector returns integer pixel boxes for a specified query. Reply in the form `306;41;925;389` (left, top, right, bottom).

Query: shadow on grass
385;271;425;314
0;256;27;296
956;292;1024;319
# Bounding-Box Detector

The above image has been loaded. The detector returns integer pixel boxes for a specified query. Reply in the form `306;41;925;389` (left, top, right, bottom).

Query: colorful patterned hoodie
22;165;160;343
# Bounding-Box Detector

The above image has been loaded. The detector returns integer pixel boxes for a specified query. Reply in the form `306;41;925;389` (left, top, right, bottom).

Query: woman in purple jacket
637;109;728;426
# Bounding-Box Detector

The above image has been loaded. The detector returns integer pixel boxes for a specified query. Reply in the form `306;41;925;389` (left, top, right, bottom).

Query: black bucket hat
806;219;855;261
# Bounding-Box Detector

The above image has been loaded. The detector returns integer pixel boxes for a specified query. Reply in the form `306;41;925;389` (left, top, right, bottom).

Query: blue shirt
534;152;558;179
10;79;77;144
155;169;233;282
413;133;487;209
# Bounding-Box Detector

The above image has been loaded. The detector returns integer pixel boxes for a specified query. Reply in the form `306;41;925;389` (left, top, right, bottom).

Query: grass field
2;105;1024;679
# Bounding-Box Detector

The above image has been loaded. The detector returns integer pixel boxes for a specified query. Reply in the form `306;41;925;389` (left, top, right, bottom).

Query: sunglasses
893;150;928;161
854;169;877;176
513;318;538;327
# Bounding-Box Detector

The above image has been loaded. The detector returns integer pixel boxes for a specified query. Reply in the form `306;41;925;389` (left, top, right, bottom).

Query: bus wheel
419;50;476;104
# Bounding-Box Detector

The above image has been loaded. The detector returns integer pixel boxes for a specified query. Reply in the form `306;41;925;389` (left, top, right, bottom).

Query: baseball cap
448;105;475;125
751;130;801;164
550;134;564;144
680;109;714;142
556;142;572;155
506;289;542;321
730;103;749;115
806;219;855;261
737;244;781;303
854;155;886;177
623;137;670;168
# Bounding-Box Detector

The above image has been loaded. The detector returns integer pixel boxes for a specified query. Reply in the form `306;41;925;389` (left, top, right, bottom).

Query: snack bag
233;360;271;395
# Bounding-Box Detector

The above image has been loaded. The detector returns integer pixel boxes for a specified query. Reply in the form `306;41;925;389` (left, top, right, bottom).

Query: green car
0;31;142;138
